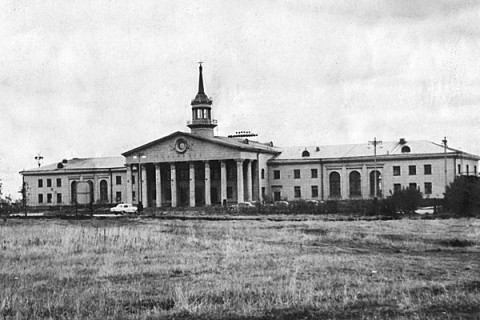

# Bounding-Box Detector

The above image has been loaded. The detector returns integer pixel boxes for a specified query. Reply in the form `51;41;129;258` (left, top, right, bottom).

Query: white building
20;65;480;208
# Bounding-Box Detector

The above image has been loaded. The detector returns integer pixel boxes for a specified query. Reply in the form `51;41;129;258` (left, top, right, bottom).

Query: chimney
399;138;406;145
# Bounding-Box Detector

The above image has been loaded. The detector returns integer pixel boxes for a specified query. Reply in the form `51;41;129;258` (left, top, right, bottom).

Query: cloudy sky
1;0;479;198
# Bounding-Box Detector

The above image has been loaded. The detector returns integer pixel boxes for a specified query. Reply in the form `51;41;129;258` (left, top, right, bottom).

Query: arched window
302;150;310;157
401;146;411;153
349;171;361;197
100;180;108;202
71;181;77;204
369;170;382;197
329;172;341;198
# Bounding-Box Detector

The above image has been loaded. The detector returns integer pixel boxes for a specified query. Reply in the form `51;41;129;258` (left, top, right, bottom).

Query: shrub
444;176;480;216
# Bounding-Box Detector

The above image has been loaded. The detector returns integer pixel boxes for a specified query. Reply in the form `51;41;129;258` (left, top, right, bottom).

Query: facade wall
24;171;127;207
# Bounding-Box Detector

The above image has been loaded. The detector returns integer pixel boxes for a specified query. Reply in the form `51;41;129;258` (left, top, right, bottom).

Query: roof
272;140;480;161
122;131;282;156
20;157;126;174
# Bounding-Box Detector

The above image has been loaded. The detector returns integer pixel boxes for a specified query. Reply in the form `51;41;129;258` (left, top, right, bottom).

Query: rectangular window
116;192;122;202
57;193;62;204
261;169;265;179
132;175;136;185
424;182;432;195
56;178;62;187
132;191;136;202
47;179;52;187
311;185;318;198
274;191;281;202
116;176;122;185
409;165;416;175
47;193;52;203
273;170;280;180
227;186;233;199
261;187;266;199
424;164;432;175
475;166;477;175
311;169;318;178
458;164;461;175
393;166;401;176
38;194;43;203
466;165;469;175
393;184;402;193
227;166;235;180
38;179;43;188
294;169;300;179
294;186;301;198
409;183;417;190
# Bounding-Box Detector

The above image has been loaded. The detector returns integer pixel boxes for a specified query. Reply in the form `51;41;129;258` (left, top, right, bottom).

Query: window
100;180;108;202
393;184;402;193
57;193;62;204
47;179;52;187
349;171;361;197
71;181;77;203
294;169;300;179
116;192;122;202
116;176;122;185
38;179;43;188
311;185;318;198
261;169;265;179
38;194;43;203
393;166;401;176
227;186;233;199
294;186;301;198
132;174;136;184
424;182;432;195
227;166;235;180
409;183;417;190
56;178;62;187
475;166;477;175
132;191;136;202
329;172;341;198
466;165;470;175
311;169;318;178
424;164;432;175
369;170;382;197
401;146;411;153
409;165;416;175
261;187;265;199
273;170;280;180
302;150;310;157
458;164;461;175
274;191;281;201
47;193;52;203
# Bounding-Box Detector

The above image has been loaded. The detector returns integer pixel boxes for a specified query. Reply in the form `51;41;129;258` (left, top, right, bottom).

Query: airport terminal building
20;66;480;208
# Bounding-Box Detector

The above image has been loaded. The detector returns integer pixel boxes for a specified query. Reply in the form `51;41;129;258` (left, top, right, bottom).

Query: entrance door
179;187;188;206
274;191;281;201
211;187;218;204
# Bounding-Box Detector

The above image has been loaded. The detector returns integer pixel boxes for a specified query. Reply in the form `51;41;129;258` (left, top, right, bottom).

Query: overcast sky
1;0;480;199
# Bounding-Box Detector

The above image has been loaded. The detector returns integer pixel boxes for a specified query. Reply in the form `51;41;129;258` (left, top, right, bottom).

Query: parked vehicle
110;203;138;214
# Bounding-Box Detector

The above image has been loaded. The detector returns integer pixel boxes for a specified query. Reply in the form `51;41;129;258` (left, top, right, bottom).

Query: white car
110;203;138;214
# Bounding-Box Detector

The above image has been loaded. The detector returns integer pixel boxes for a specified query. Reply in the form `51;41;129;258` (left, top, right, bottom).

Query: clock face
175;138;188;153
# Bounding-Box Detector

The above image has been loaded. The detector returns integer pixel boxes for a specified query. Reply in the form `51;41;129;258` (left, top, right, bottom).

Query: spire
191;62;212;105
198;62;204;94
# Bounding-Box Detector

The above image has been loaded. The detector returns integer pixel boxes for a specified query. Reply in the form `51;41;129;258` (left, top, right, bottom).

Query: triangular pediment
122;131;278;164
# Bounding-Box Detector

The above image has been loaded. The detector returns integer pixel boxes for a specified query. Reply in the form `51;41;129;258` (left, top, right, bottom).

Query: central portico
122;65;280;207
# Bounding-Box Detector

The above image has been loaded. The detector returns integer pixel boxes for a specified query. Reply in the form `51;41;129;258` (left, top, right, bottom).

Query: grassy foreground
1;217;479;319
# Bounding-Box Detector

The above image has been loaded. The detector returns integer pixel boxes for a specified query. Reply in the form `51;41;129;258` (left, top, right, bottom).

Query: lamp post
34;154;44;168
133;153;146;210
368;138;382;200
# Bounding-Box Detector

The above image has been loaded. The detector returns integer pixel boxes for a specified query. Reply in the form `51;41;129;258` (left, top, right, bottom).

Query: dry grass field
1;217;479;319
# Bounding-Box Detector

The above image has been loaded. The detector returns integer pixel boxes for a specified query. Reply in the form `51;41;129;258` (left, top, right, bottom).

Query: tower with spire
187;63;217;137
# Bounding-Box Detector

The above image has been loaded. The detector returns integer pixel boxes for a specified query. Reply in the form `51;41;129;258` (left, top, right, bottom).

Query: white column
236;159;244;203
362;164;368;199
246;160;252;202
170;163;177;207
341;166;348;200
155;163;162;207
204;161;211;206
221;160;227;205
126;165;132;204
141;164;148;207
189;162;195;207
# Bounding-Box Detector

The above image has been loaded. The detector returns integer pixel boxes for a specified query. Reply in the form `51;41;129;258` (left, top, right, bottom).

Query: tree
388;187;423;214
444;176;480;216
